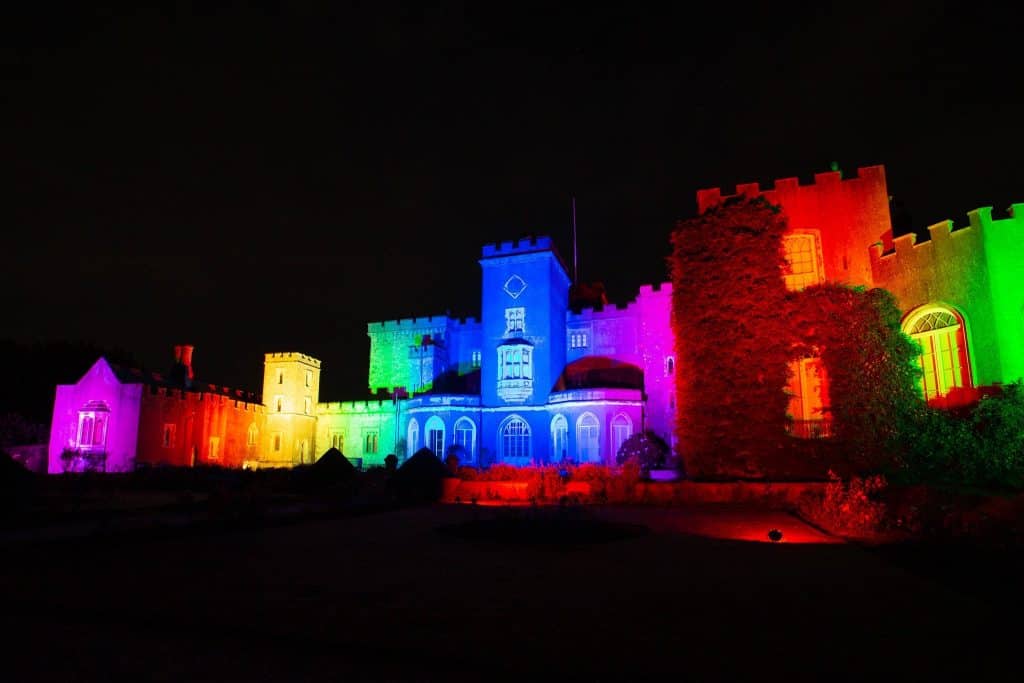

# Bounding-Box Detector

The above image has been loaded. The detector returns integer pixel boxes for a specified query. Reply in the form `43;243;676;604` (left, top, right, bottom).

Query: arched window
611;413;632;459
550;414;568;463
500;415;530;461
904;306;971;402
247;423;258;447
576;412;600;462
76;400;110;450
425;416;445;457
783;232;824;291
454;417;476;463
786;357;832;438
407;418;419;455
665;356;675;376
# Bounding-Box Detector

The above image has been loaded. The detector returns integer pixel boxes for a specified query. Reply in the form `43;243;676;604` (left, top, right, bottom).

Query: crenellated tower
479;236;571;407
262;352;321;466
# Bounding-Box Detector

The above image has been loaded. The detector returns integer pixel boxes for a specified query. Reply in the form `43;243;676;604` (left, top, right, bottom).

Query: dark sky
4;1;1021;401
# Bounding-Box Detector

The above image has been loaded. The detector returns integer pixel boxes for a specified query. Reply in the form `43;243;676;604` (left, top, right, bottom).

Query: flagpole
572;196;578;284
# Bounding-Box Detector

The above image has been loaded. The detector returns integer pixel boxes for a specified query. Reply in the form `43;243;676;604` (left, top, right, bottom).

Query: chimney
179;345;195;380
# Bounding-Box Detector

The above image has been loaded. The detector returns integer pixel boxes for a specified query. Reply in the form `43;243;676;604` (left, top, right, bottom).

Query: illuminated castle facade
48;166;1024;472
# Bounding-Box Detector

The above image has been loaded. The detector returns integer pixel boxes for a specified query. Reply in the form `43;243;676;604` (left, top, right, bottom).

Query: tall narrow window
209;436;220;461
364;430;379;455
162;424;176;448
277;369;284;385
304;396;312;415
79;416;94;446
905;307;971;403
501;415;530;461
783;232;824;291
454;418;476;463
504;307;525;336
330;431;345;451
407;418;419;454
611;413;632;460
275;396;283;412
576;413;600;462
786;357;832;439
425;416;445;457
273;432;282;452
247;423;258;447
305;369;313;387
665;356;675;376
551;415;568;463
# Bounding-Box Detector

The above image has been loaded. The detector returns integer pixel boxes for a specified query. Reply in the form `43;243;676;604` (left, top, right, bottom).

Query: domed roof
551;356;644;392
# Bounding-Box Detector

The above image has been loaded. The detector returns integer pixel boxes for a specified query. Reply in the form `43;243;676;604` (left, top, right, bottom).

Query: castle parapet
697;165;886;213
264;352;321;368
368;315;450;332
481;235;554;258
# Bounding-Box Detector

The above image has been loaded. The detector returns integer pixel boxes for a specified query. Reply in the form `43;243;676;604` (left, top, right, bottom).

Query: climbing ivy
669;196;921;479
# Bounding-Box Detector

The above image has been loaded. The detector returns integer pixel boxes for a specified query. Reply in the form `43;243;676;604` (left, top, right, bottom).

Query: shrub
480;463;520;482
892;382;1024;490
615;430;675;472
800;469;887;537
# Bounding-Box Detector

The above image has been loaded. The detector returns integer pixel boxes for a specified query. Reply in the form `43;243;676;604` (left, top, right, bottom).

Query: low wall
442;479;827;506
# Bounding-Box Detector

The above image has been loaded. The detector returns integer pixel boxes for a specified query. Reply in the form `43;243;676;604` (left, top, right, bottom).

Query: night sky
5;2;1021;402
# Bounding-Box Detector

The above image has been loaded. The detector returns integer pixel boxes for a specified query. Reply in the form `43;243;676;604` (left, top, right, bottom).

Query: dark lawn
1;503;1018;682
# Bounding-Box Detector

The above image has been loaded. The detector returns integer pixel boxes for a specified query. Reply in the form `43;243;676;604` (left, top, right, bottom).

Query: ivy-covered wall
670;196;921;479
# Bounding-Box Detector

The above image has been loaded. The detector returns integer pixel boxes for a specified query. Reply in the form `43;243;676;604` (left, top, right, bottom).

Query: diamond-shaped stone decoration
503;274;528;299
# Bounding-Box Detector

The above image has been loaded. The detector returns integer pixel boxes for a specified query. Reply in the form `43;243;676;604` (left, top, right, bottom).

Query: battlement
148;385;263;408
870;204;1024;262
317;399;393;414
451;316;480;327
637;282;673;297
481;235;554;259
367;315;450;333
263;352;322;368
697;165;887;213
570;282;672;320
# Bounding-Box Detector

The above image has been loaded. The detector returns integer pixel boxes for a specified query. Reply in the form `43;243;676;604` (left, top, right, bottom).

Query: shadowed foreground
1;504;1016;681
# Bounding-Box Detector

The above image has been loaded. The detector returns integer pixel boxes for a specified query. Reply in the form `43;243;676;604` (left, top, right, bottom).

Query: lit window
551;415;568;462
407;418;419;454
75;401;110;450
330;431;345;451
364;430;379;455
611;413;632;459
569;332;589;349
471;350;481;368
786;357;832;439
162;424;176;448
425;416;445;457
454;417;476;462
501;415;530;460
504;307;525;336
905;307;971;403
576;412;600;462
496;341;535;403
783;233;824;291
498;345;534;380
209;436;220;461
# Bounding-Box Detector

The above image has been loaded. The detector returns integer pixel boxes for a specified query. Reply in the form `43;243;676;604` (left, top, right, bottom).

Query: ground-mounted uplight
768;528;783;543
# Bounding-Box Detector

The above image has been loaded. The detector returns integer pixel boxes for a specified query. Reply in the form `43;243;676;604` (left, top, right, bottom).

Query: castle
48;165;1024;473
